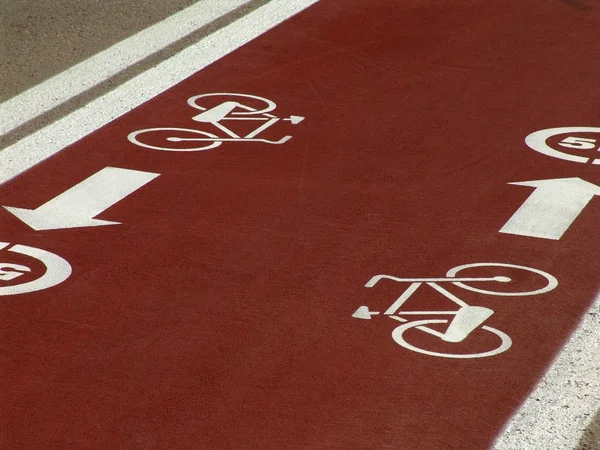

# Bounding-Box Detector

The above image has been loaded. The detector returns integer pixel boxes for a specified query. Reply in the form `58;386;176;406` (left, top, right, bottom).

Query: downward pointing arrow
500;177;600;240
4;167;160;231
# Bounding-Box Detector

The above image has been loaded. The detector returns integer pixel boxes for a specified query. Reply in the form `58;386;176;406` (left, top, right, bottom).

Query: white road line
493;291;600;449
0;0;254;137
0;0;319;185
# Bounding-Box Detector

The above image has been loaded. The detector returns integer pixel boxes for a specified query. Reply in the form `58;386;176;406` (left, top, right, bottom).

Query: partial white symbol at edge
525;127;600;164
0;242;71;295
500;177;600;240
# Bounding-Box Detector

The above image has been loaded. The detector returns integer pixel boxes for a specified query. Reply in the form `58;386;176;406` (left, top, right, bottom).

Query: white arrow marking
352;306;380;320
4;167;159;231
500;177;600;240
286;115;305;124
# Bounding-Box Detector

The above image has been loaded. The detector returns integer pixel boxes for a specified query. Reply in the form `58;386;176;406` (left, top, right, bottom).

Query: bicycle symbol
127;93;304;151
353;262;558;359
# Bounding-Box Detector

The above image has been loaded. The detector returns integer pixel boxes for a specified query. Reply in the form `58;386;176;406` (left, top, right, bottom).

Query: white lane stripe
493;291;600;449
0;0;319;185
0;0;254;137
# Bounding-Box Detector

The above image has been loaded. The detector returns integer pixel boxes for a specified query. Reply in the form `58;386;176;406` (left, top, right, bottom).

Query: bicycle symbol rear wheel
391;319;512;359
128;128;221;151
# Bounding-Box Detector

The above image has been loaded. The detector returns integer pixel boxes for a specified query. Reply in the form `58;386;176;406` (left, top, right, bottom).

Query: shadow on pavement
576;408;600;450
560;0;593;10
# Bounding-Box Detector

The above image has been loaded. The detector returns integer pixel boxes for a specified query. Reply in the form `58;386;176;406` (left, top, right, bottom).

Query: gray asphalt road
0;0;197;102
0;0;268;150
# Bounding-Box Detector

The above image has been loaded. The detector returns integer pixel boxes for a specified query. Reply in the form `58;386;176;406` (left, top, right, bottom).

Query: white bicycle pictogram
353;262;558;359
127;93;304;151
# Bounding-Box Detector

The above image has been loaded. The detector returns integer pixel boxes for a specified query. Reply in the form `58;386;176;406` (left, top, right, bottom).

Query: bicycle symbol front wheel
446;262;558;296
128;128;221;151
391;319;512;359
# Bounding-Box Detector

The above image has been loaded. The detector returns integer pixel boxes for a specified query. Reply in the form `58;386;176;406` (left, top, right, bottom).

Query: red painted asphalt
2;1;600;448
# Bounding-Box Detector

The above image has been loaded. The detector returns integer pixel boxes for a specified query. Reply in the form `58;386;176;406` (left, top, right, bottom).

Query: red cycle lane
2;1;600;448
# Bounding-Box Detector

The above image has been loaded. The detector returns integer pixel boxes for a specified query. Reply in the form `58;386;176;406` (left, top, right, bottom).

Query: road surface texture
1;1;599;449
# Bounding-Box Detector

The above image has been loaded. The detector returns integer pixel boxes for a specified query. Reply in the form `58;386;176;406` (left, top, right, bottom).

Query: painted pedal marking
355;263;558;359
128;93;304;152
4;167;160;231
0;242;71;295
500;177;600;240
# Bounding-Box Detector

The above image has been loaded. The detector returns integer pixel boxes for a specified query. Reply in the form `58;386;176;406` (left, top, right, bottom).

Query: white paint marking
389;316;408;323
2;0;596;442
446;263;558;297
427;282;470;308
288;115;305;125
558;136;597;150
525;127;600;164
493;291;600;449
383;282;422;315
367;275;509;284
391;320;512;359
193;102;244;123
442;306;494;343
0;0;319;185
500;177;600;240
0;263;31;281
4;167;159;230
0;0;255;137
352;306;380;320
0;243;71;295
168;136;292;144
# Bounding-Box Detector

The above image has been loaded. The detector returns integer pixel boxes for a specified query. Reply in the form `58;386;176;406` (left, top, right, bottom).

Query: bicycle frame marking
355;262;558;358
191;100;299;141
379;281;493;342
